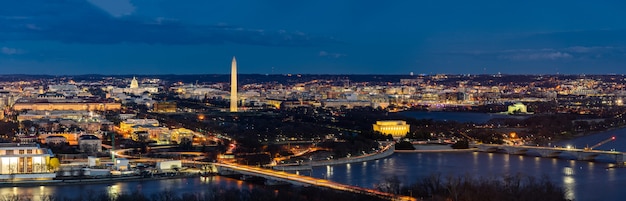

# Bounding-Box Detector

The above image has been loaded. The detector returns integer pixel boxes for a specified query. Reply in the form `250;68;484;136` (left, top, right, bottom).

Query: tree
451;140;469;149
376;176;402;194
179;138;193;151
395;141;416;150
48;158;60;171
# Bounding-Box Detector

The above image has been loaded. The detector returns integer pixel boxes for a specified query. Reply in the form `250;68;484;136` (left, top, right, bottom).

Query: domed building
129;76;139;89
109;77;159;96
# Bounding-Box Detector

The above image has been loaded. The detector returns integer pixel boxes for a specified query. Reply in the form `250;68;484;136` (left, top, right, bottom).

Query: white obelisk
230;57;238;112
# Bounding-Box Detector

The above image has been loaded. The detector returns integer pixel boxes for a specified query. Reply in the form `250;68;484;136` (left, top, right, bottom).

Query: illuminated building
131;130;149;142
18;110;113;133
130;77;139;89
38;132;102;146
109;77;159;95
230;57;238;112
12;98;121;111
45;136;68;145
321;99;371;109
373;120;410;138
153;102;177;113
119;119;159;133
0;143;55;180
265;99;283;109
170;128;196;143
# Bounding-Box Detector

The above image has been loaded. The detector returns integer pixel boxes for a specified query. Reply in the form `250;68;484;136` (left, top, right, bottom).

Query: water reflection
326;165;334;178
311;152;624;201
2;151;625;201
562;176;576;200
0;176;257;201
39;186;47;198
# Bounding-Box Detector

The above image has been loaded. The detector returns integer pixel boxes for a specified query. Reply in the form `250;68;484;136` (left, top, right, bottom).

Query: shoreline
551;124;626;144
272;143;395;171
394;148;477;153
0;174;200;187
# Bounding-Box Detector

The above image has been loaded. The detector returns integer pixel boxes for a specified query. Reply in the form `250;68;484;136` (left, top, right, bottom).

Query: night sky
2;0;626;75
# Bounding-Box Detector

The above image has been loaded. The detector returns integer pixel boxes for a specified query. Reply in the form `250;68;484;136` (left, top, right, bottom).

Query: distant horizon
0;73;624;77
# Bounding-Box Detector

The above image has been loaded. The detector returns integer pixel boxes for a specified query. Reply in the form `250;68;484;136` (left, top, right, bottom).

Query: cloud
500;51;572;61
0;0;339;47
319;50;346;58
1;47;24;55
448;46;626;61
521;30;626;47
87;0;136;17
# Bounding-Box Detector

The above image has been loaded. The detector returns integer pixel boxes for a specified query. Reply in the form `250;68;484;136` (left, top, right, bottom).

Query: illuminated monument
230;57;238;112
373;120;410;139
506;102;531;114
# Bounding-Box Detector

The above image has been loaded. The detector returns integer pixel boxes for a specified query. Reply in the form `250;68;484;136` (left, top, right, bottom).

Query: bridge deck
478;144;622;154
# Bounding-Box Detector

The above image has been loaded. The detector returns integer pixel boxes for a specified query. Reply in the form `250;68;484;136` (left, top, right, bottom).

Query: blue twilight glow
1;0;626;75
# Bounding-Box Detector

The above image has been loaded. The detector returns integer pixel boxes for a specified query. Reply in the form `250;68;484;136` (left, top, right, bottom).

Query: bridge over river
475;144;625;165
213;162;415;201
107;143;413;200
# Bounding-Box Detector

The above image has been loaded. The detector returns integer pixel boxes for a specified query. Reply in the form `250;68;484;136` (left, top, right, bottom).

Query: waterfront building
0;143;55;180
373;120;410;138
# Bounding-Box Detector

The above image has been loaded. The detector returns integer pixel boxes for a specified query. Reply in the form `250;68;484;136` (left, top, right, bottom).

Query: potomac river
4;112;626;201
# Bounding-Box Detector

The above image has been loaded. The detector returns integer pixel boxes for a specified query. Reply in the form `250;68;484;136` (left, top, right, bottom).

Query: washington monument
230;56;238;112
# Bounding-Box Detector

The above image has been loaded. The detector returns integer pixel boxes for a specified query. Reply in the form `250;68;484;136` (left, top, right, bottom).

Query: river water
1;176;255;200
4;112;626;201
399;111;523;123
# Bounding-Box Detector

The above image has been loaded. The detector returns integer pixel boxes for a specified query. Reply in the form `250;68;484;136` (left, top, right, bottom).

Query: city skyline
2;1;626;75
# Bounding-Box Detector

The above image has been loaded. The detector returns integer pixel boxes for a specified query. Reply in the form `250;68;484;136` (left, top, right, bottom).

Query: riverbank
273;143;395;171
395;148;477;153
0;174;200;187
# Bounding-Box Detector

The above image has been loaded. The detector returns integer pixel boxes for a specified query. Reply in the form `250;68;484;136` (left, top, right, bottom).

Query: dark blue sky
2;0;626;75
